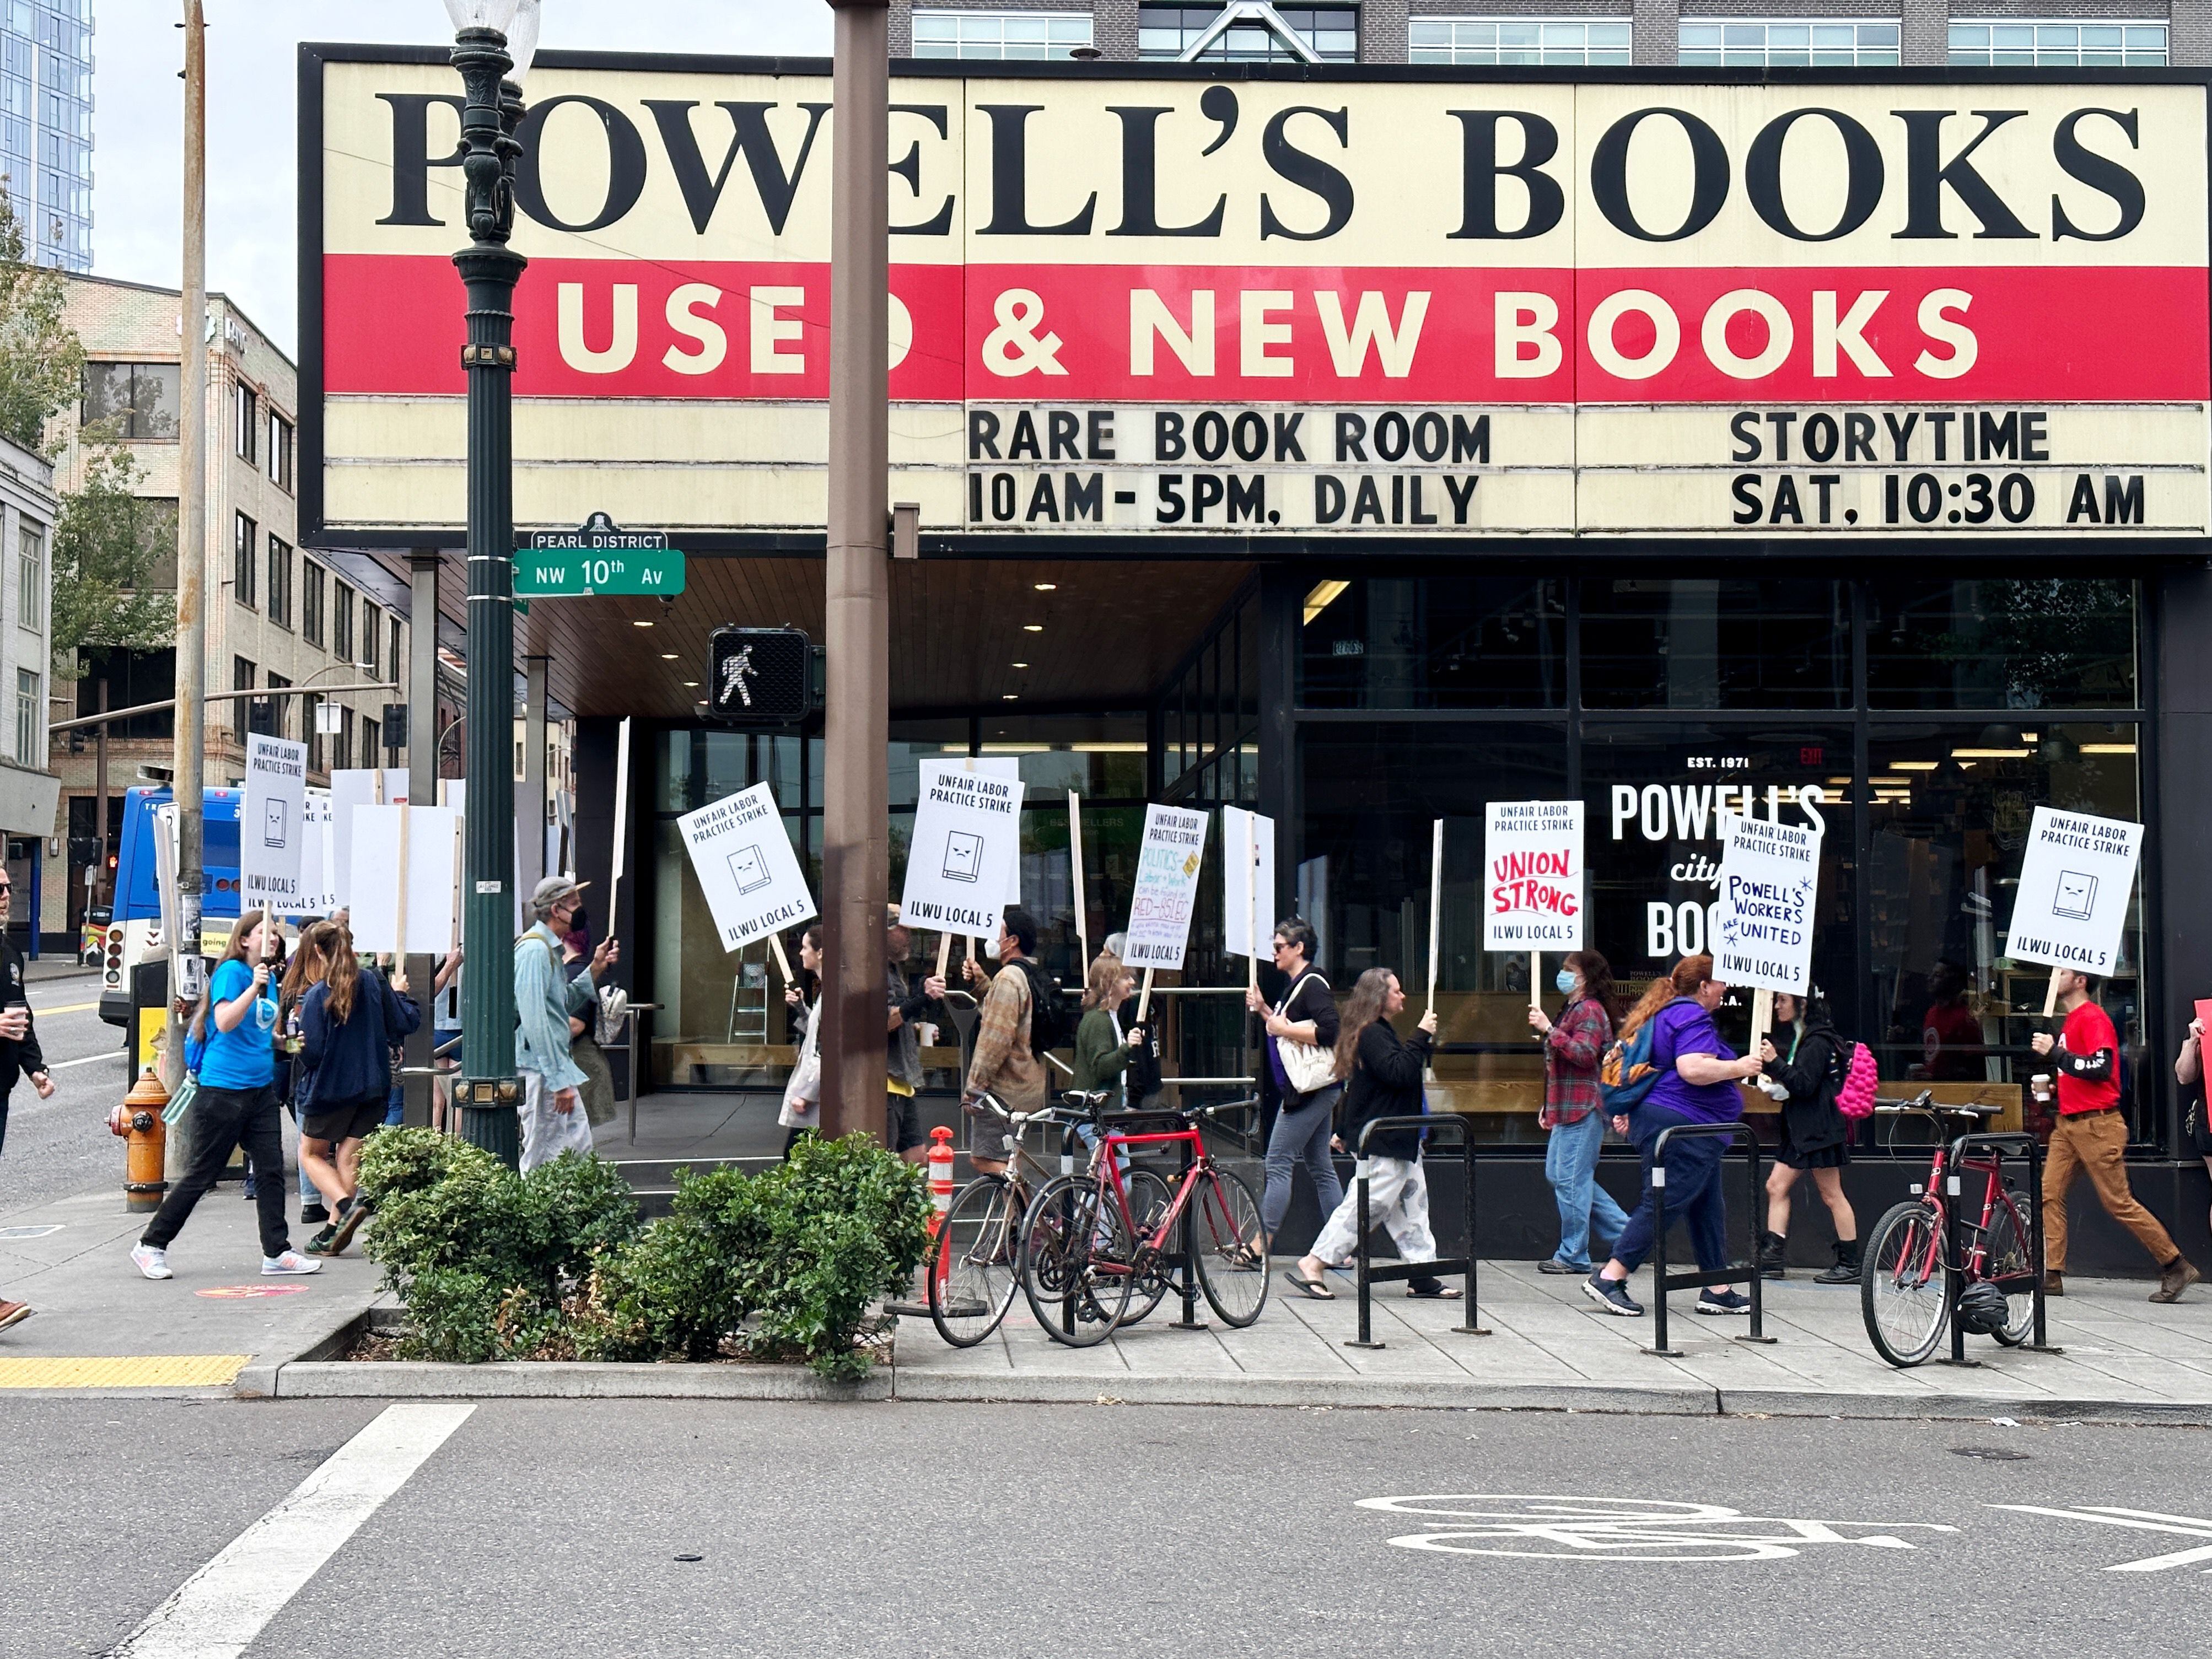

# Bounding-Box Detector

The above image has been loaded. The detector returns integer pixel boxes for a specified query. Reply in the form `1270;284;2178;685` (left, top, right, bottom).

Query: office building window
1138;4;1360;61
362;604;381;680
302;560;326;647
233;513;256;610
1411;17;1628;61
263;671;289;740
1679;19;1899;64
389;620;402;686
911;10;1094;57
333;581;355;662
268;411;294;490
266;535;292;628
17;516;40;630
363;715;380;761
13;666;34;764
1948;21;2165;64
304;691;323;771
232;655;255;741
80;361;179;440
337;706;355;772
234;381;257;464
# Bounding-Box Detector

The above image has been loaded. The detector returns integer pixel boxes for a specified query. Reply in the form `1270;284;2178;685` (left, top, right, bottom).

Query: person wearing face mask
1755;990;1859;1283
1584;954;1763;1319
1529;950;1630;1275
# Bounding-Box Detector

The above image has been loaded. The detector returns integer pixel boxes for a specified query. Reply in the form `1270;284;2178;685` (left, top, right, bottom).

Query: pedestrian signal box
708;627;816;727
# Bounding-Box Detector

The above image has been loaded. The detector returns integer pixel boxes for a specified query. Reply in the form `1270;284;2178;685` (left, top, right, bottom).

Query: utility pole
166;0;207;1124
403;551;442;1127
819;0;891;1140
92;677;107;908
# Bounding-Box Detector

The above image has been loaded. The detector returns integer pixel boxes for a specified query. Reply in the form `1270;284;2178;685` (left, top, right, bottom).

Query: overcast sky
92;1;835;356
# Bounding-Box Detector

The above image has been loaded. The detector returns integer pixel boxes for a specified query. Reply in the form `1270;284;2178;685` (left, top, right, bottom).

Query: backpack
1013;960;1078;1055
1599;1019;1662;1112
1835;1040;1880;1119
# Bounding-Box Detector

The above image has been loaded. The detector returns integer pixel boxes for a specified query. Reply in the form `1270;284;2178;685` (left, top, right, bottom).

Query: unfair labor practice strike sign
2002;806;2144;974
1124;804;1209;971
1483;801;1584;950
900;759;1024;937
678;782;816;952
1712;812;1821;994
240;734;308;911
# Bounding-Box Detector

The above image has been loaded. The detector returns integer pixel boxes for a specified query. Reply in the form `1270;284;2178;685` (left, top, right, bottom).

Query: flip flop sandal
1407;1285;1464;1299
1282;1271;1336;1301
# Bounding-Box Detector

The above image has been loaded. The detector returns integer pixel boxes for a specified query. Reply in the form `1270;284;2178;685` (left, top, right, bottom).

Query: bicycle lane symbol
1989;1505;2212;1572
1358;1495;1961;1562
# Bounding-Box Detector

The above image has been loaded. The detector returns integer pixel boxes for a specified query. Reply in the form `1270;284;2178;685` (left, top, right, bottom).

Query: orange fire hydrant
926;1125;957;1236
109;1069;170;1214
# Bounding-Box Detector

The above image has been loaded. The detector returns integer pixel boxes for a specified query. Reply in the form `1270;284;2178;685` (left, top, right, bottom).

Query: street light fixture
442;0;541;1166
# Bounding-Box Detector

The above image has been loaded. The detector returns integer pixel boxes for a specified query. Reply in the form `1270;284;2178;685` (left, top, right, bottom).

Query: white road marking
101;1403;473;1657
1990;1504;2212;1572
1359;1494;1958;1562
49;1050;125;1070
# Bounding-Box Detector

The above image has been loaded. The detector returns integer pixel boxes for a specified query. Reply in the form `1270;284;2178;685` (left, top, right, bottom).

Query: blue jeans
1261;1085;1344;1237
1609;1105;1732;1276
1544;1111;1629;1269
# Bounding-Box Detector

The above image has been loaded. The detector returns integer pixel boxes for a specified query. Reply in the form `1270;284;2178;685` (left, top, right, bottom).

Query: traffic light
707;627;816;726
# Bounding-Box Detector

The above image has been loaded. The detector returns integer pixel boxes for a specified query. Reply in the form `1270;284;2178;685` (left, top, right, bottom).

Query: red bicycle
1860;1093;2038;1367
1018;1100;1267;1346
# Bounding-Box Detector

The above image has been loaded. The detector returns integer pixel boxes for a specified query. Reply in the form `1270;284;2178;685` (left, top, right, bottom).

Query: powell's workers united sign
305;49;2211;543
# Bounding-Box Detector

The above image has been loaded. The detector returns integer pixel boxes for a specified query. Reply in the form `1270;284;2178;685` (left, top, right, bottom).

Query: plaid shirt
964;961;1047;1115
1538;997;1613;1129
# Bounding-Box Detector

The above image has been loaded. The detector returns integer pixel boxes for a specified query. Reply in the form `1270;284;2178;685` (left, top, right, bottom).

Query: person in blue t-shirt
132;912;321;1281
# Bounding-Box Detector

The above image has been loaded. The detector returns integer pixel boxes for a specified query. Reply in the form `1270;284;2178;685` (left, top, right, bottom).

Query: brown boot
2150;1257;2201;1305
2043;1271;2064;1297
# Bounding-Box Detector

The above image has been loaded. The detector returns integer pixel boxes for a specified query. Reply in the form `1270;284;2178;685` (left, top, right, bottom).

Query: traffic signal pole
820;0;891;1143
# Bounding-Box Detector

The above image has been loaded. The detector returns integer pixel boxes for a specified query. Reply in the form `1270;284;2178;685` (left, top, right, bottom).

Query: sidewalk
0;1178;379;1396
892;1259;2212;1421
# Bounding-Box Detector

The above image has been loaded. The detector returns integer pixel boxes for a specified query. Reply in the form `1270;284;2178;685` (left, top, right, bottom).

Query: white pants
520;1068;595;1173
1310;1156;1438;1268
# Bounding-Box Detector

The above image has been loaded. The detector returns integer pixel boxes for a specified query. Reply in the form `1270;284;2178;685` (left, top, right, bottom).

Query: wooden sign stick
1750;987;1774;1058
395;805;412;965
1246;817;1261;993
1427;818;1444;1017
607;716;633;939
1529;952;1541;1012
767;931;792;984
2042;967;2063;1017
1136;965;1155;1024
1068;789;1088;968
934;930;951;980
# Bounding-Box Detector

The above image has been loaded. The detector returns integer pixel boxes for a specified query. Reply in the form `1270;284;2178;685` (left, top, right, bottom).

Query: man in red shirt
2031;968;2200;1301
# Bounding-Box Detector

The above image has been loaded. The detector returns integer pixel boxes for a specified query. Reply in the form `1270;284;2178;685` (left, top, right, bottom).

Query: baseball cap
530;875;589;910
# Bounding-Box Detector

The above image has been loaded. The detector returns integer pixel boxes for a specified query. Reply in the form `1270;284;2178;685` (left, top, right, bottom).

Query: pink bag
1836;1041;1880;1119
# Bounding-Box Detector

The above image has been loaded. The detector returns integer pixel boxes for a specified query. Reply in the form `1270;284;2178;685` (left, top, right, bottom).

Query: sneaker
1537;1257;1586;1275
0;1299;31;1332
326;1197;371;1256
303;1225;340;1257
1697;1288;1753;1316
2151;1257;2202;1305
131;1244;173;1281
1583;1272;1644;1317
261;1251;323;1276
300;1203;330;1228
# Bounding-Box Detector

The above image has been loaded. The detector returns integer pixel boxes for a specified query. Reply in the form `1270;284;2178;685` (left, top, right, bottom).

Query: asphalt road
1;969;131;1214
9;1398;2211;1659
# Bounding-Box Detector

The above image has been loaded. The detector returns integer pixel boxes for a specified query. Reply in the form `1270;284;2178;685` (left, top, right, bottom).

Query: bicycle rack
1939;1128;2062;1366
1644;1120;1775;1358
1342;1115;1488;1349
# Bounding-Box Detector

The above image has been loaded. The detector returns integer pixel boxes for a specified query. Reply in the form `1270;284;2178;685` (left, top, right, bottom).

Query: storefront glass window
1866;720;2149;1139
1866;578;2136;709
1299;576;1565;709
1580;577;1850;709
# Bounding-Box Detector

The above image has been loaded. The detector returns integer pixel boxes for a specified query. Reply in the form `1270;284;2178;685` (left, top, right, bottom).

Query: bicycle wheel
1982;1187;2039;1347
1191;1166;1269;1327
1861;1198;1948;1368
1116;1167;1176;1328
1019;1176;1133;1347
927;1175;1020;1348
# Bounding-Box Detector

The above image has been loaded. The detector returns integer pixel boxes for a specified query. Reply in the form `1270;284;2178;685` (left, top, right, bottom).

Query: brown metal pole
93;678;107;909
820;0;890;1143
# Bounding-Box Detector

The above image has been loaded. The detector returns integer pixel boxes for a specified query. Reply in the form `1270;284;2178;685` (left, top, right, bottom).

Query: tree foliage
0;180;82;454
51;445;177;679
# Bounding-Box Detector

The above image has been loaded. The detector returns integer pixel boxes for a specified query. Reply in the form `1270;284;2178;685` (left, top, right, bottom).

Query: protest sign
677;782;817;952
1712;811;1821;995
330;768;407;911
1124;804;1209;972
1483;801;1585;952
1222;807;1276;981
2003;807;2144;984
347;805;461;956
240;735;308;912
900;757;1023;937
296;789;337;916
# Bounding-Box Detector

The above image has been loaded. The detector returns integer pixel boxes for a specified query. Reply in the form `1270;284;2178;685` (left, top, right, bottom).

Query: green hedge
357;1129;930;1378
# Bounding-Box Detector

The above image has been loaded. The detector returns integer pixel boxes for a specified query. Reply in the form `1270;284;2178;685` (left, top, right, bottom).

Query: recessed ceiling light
1022;623;1043;632
1033;581;1057;591
632;620;654;628
1011;661;1028;669
682;680;699;688
1002;693;1019;701
660;653;678;660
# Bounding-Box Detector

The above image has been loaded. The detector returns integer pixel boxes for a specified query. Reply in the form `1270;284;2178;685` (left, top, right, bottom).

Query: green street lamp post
444;0;541;1165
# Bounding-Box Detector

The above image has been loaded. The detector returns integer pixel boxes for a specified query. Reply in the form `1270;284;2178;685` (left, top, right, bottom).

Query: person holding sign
2031;968;2199;1302
515;876;620;1173
297;922;421;1257
961;908;1049;1175
1246;918;1344;1259
1755;992;1859;1284
886;911;949;1165
1584;955;1763;1319
1529;950;1630;1276
2173;1011;2212;1243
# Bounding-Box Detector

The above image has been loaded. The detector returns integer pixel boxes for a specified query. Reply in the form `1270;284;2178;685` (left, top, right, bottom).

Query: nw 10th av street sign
513;513;687;597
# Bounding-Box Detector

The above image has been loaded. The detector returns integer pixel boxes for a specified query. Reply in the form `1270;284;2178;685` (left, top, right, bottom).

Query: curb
276;1359;892;1401
891;1370;1720;1413
1716;1385;2212;1425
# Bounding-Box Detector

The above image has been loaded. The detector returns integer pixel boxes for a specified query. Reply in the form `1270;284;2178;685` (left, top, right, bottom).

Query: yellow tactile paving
0;1355;250;1389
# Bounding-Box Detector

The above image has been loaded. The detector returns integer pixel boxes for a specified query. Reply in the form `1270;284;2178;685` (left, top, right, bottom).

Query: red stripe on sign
322;255;2208;403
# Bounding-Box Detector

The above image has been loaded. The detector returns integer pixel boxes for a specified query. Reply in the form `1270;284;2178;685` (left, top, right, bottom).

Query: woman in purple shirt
1584;954;1765;1319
